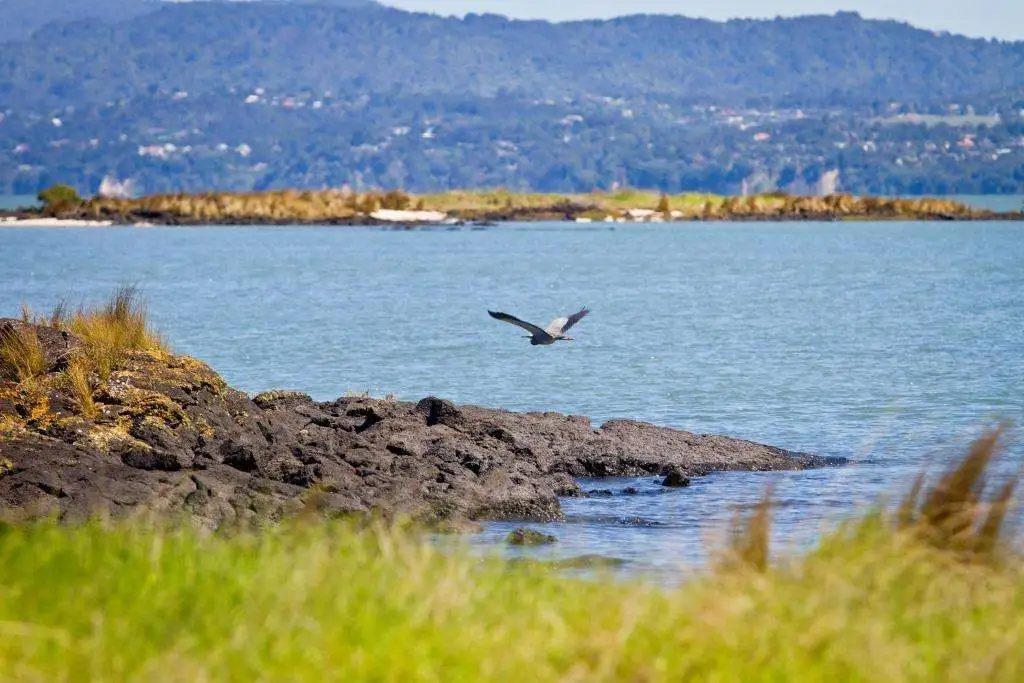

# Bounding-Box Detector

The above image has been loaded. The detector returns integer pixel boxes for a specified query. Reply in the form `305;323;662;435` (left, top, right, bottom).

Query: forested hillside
1;1;1022;194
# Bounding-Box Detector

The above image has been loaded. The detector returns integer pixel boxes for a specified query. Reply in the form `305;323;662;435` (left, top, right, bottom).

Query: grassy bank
22;187;1020;224
1;287;168;432
1;429;1021;681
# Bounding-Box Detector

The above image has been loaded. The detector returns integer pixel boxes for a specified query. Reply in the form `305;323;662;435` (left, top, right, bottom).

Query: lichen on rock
253;390;312;409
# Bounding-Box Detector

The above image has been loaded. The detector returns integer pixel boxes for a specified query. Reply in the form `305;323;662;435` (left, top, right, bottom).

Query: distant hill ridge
0;1;1021;195
0;0;380;44
0;2;1021;108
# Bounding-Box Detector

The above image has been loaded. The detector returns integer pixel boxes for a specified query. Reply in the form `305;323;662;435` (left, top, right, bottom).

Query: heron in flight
488;306;590;345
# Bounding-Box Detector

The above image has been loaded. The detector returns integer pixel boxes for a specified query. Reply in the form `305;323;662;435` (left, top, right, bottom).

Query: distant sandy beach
0;216;115;227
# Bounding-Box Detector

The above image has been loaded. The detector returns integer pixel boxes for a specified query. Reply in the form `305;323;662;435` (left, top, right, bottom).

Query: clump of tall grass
4;287;165;415
0;323;46;383
63;285;167;380
898;424;1017;560
720;485;775;572
62;359;98;419
724;427;1019;573
16;298;67;330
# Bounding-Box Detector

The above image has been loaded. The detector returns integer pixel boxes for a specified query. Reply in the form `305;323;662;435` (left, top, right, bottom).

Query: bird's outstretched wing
547;306;590;335
488;310;548;337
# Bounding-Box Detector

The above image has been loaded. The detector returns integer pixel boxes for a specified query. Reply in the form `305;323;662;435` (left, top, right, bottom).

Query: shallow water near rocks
2;220;1022;578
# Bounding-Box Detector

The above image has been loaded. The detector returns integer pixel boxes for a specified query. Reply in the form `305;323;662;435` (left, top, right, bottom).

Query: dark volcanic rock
0;318;82;374
0;322;840;531
617;517;663;527
661;465;692;488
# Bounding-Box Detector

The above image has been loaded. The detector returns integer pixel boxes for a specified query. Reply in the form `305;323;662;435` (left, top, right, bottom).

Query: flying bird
488;306;590;345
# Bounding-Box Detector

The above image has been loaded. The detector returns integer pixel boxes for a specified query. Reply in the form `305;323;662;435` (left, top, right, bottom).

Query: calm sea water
2;219;1022;579
946;195;1024;213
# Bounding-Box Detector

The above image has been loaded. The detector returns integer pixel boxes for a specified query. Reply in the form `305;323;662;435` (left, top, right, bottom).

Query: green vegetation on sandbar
0;428;1021;681
26;185;1020;224
36;183;82;216
69;187;729;222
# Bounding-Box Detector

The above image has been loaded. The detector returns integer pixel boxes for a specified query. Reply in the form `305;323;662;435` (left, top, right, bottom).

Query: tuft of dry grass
16;298;71;330
48;297;68;329
724;426;1018;572
720;485;775;572
899;424;1018;559
62;360;98;419
0;323;47;383
7;287;166;398
63;285;167;381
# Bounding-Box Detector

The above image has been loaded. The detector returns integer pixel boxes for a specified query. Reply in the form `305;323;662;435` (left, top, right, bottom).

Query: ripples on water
1;220;1022;578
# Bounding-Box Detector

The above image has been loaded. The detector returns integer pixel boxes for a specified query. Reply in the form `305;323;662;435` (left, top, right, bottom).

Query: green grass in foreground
1;430;1022;681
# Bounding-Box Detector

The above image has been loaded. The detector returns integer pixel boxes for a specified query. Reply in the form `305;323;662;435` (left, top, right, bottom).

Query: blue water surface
2;220;1022;578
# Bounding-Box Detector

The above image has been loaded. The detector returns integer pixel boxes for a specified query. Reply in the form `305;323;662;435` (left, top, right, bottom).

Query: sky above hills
385;1;1023;40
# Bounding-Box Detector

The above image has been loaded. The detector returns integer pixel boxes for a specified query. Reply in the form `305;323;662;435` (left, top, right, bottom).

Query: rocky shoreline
0;319;839;531
4;190;1022;226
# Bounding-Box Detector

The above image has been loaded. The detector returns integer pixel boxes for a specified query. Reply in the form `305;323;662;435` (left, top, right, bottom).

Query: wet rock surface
507;528;558;545
661;465;693;488
1;324;840;531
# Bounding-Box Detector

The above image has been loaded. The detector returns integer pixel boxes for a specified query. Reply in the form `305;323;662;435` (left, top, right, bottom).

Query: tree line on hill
0;1;1021;194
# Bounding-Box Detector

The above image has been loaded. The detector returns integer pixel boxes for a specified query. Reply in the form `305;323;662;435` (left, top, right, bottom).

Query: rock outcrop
0;323;839;531
0;318;81;374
